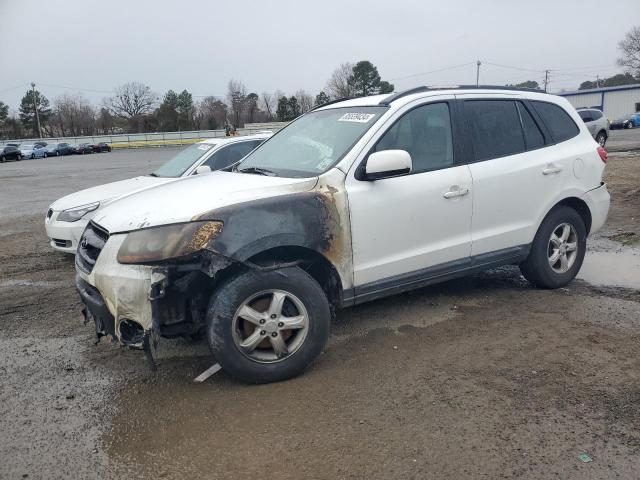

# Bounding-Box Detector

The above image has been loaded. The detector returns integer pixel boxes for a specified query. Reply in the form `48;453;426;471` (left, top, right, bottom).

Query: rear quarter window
531;101;579;143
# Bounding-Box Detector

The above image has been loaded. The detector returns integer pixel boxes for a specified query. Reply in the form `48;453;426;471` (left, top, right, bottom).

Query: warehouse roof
557;84;640;97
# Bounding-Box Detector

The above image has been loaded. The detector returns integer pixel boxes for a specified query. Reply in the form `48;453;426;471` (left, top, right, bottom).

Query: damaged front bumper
75;231;231;367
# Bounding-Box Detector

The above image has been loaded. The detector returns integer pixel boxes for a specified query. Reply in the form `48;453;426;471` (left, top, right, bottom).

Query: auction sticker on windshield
338;113;376;123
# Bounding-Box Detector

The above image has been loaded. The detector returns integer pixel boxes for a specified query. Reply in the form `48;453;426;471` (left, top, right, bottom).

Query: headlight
57;202;100;222
117;221;223;264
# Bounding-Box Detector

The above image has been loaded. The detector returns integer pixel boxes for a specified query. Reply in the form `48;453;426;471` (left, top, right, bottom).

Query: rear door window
517;102;545;150
531;101;579;143
464;100;525;161
591;110;603;120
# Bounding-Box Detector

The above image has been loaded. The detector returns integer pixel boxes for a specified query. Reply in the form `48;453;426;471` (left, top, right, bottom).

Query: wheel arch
542;197;592;235
246;245;344;310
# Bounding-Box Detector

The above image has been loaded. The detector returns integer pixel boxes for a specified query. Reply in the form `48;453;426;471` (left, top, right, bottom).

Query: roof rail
310;96;353;111
378;84;544;105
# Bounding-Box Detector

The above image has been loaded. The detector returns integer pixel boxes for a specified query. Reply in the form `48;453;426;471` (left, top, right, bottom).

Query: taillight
597;146;607;163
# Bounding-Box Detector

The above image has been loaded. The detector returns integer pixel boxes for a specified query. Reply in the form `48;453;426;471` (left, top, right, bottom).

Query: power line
389;62;476;81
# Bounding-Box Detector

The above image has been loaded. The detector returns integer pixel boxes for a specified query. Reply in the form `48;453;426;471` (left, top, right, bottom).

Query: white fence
0;122;288;149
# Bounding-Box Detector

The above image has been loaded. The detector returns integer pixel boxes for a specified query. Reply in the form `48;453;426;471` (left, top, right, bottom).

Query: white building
557;84;640;120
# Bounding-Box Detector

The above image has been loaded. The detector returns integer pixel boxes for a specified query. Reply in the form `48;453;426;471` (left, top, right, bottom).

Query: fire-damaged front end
75;171;352;368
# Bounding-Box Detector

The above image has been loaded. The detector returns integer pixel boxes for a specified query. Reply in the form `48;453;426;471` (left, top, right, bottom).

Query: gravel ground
0;146;639;479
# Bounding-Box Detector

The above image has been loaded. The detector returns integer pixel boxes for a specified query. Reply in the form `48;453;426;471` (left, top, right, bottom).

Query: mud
1;151;640;479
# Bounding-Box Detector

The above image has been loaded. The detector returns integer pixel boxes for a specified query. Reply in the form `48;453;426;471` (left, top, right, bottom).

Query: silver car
19;143;48;159
577;108;609;147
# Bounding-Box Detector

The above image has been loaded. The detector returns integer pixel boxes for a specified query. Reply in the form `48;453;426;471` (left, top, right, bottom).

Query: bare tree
53;93;96;136
295;89;314;113
106;82;157;118
227;79;247;127
618;26;640;76
260;92;276;120
326;62;354;99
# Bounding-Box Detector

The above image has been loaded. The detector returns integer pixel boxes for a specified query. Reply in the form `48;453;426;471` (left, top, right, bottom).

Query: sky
1;0;639;112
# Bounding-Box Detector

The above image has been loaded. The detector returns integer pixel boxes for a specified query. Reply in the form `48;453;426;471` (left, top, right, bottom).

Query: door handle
543;165;562;175
443;186;470;199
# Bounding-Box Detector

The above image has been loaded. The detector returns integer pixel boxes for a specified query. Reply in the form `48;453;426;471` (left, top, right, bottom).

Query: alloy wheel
547;223;578;274
232;289;309;363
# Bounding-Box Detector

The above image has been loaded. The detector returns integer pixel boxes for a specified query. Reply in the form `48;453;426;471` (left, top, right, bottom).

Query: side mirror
195;165;212;175
364;150;412;180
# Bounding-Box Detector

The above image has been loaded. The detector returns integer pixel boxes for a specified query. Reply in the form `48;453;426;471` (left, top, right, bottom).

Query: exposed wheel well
247;246;343;310
550;197;592;234
596;129;607;138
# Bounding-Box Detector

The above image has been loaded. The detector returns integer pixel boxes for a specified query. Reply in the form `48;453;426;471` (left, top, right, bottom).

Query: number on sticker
338;113;376;123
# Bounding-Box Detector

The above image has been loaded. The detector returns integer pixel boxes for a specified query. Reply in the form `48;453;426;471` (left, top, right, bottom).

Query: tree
276;96;289;121
196;96;227;130
288;96;301;119
507;80;540;89
156;90;179;131
52;93;96;136
617;26;640;76
177;89;195;130
97;107;117;134
227;79;247;127
0;101;8;135
245;92;259;123
378;81;394;94
260;92;276;120
19;88;51;137
579;73;640;90
347;60;395;97
295;89;313;113
106;82;157;118
314;91;330;107
326;62;354;99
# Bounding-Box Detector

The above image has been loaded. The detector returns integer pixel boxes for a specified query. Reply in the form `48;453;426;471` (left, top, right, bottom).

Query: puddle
0;279;67;288
579;251;640;289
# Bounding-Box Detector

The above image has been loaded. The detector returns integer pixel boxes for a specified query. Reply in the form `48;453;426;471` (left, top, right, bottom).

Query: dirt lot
1;148;639;479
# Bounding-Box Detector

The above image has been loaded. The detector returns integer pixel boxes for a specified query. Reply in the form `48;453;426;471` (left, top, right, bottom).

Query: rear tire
520;206;587;289
595;131;607;147
206;266;331;384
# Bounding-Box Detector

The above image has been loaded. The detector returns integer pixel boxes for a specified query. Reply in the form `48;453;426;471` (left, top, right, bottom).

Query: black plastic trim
379;85;544;106
351;244;531;305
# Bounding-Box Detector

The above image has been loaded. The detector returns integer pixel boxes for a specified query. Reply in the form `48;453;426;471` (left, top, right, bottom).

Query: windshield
236;106;388;177
152;142;217;177
21;144;34;149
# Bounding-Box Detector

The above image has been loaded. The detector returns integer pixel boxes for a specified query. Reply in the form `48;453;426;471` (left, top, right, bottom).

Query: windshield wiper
148;172;158;177
238;166;276;176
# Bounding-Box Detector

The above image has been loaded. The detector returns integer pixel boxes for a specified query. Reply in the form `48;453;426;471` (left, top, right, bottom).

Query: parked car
45;134;270;253
34;141;47;148
1;145;23;162
47;143;75;156
610;113;640;129
577;108;609;146
6;143;20;147
20;143;48;159
74;143;94;154
73;86;610;384
92;142;112;153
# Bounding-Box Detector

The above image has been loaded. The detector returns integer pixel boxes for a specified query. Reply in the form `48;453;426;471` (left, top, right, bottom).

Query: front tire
520;206;587;289
31;154;35;159
206;266;331;384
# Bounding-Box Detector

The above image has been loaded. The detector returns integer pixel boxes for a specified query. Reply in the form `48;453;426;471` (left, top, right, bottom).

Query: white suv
75;86;610;383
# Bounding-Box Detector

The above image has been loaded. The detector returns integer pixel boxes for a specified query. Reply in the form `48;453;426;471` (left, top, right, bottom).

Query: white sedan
45;134;270;253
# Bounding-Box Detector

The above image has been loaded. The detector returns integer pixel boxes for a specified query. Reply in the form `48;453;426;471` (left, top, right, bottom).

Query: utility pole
543;70;550;92
596;75;601;88
476;60;481;86
31;82;42;138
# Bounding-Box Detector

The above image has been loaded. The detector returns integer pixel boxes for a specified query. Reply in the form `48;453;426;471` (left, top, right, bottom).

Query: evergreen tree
347;61;394;97
314;91;330;107
157;90;179;131
19;89;51;136
177;89;195;130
